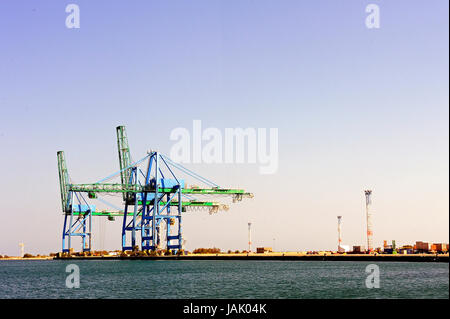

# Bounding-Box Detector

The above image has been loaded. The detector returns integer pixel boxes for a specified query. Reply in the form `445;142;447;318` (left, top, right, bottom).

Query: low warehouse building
256;247;273;253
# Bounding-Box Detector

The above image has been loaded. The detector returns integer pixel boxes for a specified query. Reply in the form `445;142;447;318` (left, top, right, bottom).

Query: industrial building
256;247;273;254
348;240;449;254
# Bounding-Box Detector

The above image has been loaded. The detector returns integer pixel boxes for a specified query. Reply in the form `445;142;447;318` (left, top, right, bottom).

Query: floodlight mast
364;190;373;252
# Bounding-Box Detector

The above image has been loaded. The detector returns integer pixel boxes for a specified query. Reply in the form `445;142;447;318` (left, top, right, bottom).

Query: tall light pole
364;190;373;252
248;222;252;252
337;216;342;252
19;243;24;257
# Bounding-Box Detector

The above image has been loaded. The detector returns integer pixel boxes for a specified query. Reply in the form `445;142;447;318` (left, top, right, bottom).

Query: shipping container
352;246;363;253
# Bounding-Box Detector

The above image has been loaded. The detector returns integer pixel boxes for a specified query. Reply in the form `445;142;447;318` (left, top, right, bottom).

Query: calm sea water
0;260;448;299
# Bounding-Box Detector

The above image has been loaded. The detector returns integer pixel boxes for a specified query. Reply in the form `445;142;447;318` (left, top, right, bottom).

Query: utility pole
248;222;252;252
364;190;373;252
19;243;24;257
337;216;342;252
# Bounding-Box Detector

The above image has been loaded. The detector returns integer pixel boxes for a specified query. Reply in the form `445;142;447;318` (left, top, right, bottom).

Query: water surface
0;260;447;298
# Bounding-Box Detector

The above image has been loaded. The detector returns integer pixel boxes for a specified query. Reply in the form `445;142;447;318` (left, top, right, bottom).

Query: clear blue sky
0;1;448;255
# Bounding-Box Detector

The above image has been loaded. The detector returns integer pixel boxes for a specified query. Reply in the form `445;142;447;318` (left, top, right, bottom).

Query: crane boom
57;151;70;213
116;126;132;201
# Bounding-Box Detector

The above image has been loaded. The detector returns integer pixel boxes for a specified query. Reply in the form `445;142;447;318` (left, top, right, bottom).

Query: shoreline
2;253;448;262
0;257;54;261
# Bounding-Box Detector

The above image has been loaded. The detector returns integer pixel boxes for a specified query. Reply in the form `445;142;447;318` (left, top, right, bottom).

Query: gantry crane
58;126;253;254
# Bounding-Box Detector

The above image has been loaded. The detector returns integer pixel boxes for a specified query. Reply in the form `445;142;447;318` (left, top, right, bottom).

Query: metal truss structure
58;126;253;254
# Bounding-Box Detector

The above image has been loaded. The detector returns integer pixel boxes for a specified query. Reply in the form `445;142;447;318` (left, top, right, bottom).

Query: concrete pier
51;253;449;262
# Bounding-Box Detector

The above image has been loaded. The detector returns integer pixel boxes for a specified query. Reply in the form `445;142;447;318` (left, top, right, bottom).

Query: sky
0;0;448;256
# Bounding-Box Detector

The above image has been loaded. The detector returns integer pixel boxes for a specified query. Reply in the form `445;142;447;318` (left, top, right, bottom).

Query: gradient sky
0;0;448;256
